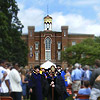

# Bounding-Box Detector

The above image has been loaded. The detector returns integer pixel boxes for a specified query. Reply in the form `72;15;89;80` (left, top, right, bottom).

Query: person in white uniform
0;60;10;96
9;63;22;100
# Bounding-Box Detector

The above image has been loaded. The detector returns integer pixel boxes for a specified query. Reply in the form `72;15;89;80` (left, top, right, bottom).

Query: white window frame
30;46;33;57
35;42;39;50
30;46;33;51
35;51;39;60
58;51;61;60
58;42;61;50
64;30;66;36
30;30;32;37
64;47;66;51
45;37;51;60
72;41;76;46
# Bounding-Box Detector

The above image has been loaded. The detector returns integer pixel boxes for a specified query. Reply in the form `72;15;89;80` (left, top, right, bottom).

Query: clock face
51;65;55;72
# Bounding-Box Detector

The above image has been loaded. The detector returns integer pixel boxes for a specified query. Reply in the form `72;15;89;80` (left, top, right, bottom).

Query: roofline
22;32;94;36
44;15;52;19
69;33;94;36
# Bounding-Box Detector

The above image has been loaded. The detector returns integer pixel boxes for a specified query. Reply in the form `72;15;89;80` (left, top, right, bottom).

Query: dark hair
56;65;61;68
34;65;40;69
84;81;90;88
13;62;19;66
95;59;100;67
64;68;68;73
0;60;5;64
6;63;11;68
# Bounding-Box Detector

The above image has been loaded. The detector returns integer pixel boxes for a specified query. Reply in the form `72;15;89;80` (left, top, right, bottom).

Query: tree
61;38;100;66
0;0;28;66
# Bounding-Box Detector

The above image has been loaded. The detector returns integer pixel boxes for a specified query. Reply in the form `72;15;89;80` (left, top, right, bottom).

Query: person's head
95;59;100;68
51;65;56;73
48;70;53;77
84;81;90;88
84;65;89;70
13;63;19;70
56;65;61;69
79;64;82;69
41;68;45;73
0;60;6;68
34;65;40;74
56;65;61;72
21;68;26;75
6;63;12;70
64;67;69;73
74;63;80;68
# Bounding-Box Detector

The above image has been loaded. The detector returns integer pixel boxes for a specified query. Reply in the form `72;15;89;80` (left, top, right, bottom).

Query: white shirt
0;66;9;93
6;69;11;75
9;68;22;92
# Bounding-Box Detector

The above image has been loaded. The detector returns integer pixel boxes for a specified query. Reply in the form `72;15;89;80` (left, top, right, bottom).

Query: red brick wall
21;26;94;68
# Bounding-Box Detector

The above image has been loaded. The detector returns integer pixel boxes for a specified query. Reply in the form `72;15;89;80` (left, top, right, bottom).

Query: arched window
45;37;51;60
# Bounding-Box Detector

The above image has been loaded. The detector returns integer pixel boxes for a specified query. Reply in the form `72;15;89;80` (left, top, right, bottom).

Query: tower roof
44;15;52;19
44;15;52;24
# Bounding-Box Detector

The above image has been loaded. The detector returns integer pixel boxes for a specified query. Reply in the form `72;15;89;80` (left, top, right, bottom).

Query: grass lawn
66;95;73;100
24;95;73;100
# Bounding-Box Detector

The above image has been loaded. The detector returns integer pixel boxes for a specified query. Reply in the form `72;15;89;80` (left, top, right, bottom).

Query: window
30;30;32;37
30;46;33;51
45;51;51;60
45;37;51;60
30;52;33;58
35;51;39;60
64;30;66;36
64;47;66;51
58;51;61;60
30;46;33;57
72;41;76;46
58;42;61;50
45;37;51;50
35;42;39;50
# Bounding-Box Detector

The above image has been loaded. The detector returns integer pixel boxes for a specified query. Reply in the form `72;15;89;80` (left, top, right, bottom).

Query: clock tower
44;15;52;31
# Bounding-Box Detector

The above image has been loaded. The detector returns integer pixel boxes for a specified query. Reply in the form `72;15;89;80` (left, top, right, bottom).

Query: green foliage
0;0;28;66
61;38;100;66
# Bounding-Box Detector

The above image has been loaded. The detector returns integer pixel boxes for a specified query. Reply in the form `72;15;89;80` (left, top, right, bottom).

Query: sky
16;0;100;36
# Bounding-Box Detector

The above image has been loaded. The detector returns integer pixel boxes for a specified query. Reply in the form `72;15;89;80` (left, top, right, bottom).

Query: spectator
9;63;22;100
71;63;82;92
21;68;28;100
61;68;68;87
78;81;91;95
65;68;72;85
6;63;12;75
78;64;85;86
26;69;31;99
90;59;100;100
83;65;90;81
0;60;10;96
0;72;7;93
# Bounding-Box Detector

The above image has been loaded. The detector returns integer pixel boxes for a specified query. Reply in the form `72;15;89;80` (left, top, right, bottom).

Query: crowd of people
0;59;100;100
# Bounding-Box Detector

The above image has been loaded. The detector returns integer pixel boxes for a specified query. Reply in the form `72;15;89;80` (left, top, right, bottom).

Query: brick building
22;15;94;68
